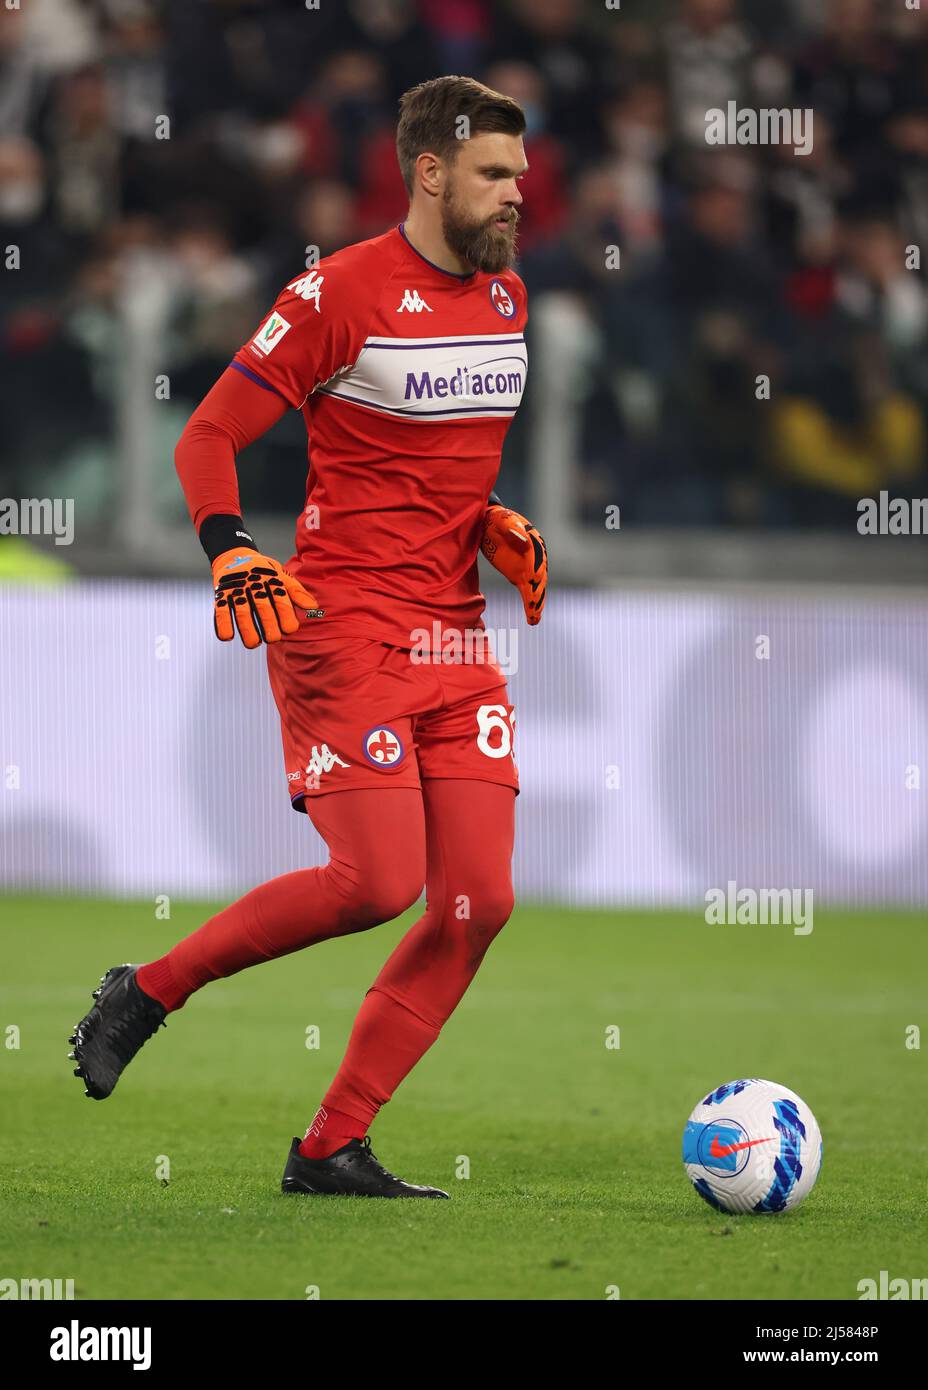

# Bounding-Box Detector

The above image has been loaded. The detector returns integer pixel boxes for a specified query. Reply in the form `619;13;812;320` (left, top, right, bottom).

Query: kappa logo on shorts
305;744;350;778
362;726;404;767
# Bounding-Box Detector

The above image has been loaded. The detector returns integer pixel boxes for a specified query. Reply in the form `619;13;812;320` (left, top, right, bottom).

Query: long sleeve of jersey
174;364;291;532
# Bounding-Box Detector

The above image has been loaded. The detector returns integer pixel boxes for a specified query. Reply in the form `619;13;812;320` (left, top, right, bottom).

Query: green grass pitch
1;896;925;1300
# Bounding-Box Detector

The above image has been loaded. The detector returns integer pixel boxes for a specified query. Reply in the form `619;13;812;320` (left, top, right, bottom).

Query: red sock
319;988;442;1129
133;788;426;1013
312;783;516;1132
298;1104;367;1159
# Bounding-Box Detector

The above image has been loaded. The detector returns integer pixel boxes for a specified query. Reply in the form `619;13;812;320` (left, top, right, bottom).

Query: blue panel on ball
683;1121;742;1169
682;1121;704;1162
692;1177;728;1211
754;1099;804;1212
701;1079;752;1106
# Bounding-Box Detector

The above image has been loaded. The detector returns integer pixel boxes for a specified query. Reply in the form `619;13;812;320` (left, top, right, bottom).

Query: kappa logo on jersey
489;280;515;318
252;312;292;355
305;744;350;778
287;270;325;311
396;289;433;313
363;726;404;766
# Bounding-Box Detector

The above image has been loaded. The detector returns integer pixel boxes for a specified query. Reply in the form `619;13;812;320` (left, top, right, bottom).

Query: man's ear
415;151;442;199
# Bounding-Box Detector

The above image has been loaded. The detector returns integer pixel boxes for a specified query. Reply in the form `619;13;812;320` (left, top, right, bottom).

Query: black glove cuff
198;514;258;565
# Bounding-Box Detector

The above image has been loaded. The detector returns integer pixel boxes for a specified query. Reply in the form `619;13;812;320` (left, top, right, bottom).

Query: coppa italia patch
252;312;292;355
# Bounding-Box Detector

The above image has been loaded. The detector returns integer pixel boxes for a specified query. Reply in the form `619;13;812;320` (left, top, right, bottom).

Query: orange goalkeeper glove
481;504;548;626
211;546;319;649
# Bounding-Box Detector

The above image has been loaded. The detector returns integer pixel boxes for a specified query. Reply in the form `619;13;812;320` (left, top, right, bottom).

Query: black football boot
69;965;167;1099
281;1135;449;1198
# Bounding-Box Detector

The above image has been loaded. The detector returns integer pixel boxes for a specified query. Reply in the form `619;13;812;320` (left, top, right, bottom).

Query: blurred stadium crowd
2;0;928;540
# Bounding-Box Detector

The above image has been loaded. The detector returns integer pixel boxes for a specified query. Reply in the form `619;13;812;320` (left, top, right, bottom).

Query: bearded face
440;175;520;274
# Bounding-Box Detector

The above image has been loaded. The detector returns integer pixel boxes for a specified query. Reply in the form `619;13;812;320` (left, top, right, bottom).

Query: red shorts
266;634;519;810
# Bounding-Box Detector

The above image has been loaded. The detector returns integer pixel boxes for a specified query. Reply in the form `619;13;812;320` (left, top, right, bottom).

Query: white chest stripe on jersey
315;332;528;421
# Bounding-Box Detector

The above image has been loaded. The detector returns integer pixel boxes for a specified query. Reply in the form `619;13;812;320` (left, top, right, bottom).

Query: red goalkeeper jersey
231;223;528;648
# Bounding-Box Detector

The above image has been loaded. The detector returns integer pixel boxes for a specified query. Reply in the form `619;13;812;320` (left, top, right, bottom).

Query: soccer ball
683;1078;822;1214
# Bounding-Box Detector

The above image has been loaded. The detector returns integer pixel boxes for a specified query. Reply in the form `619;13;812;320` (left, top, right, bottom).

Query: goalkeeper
69;75;547;1200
